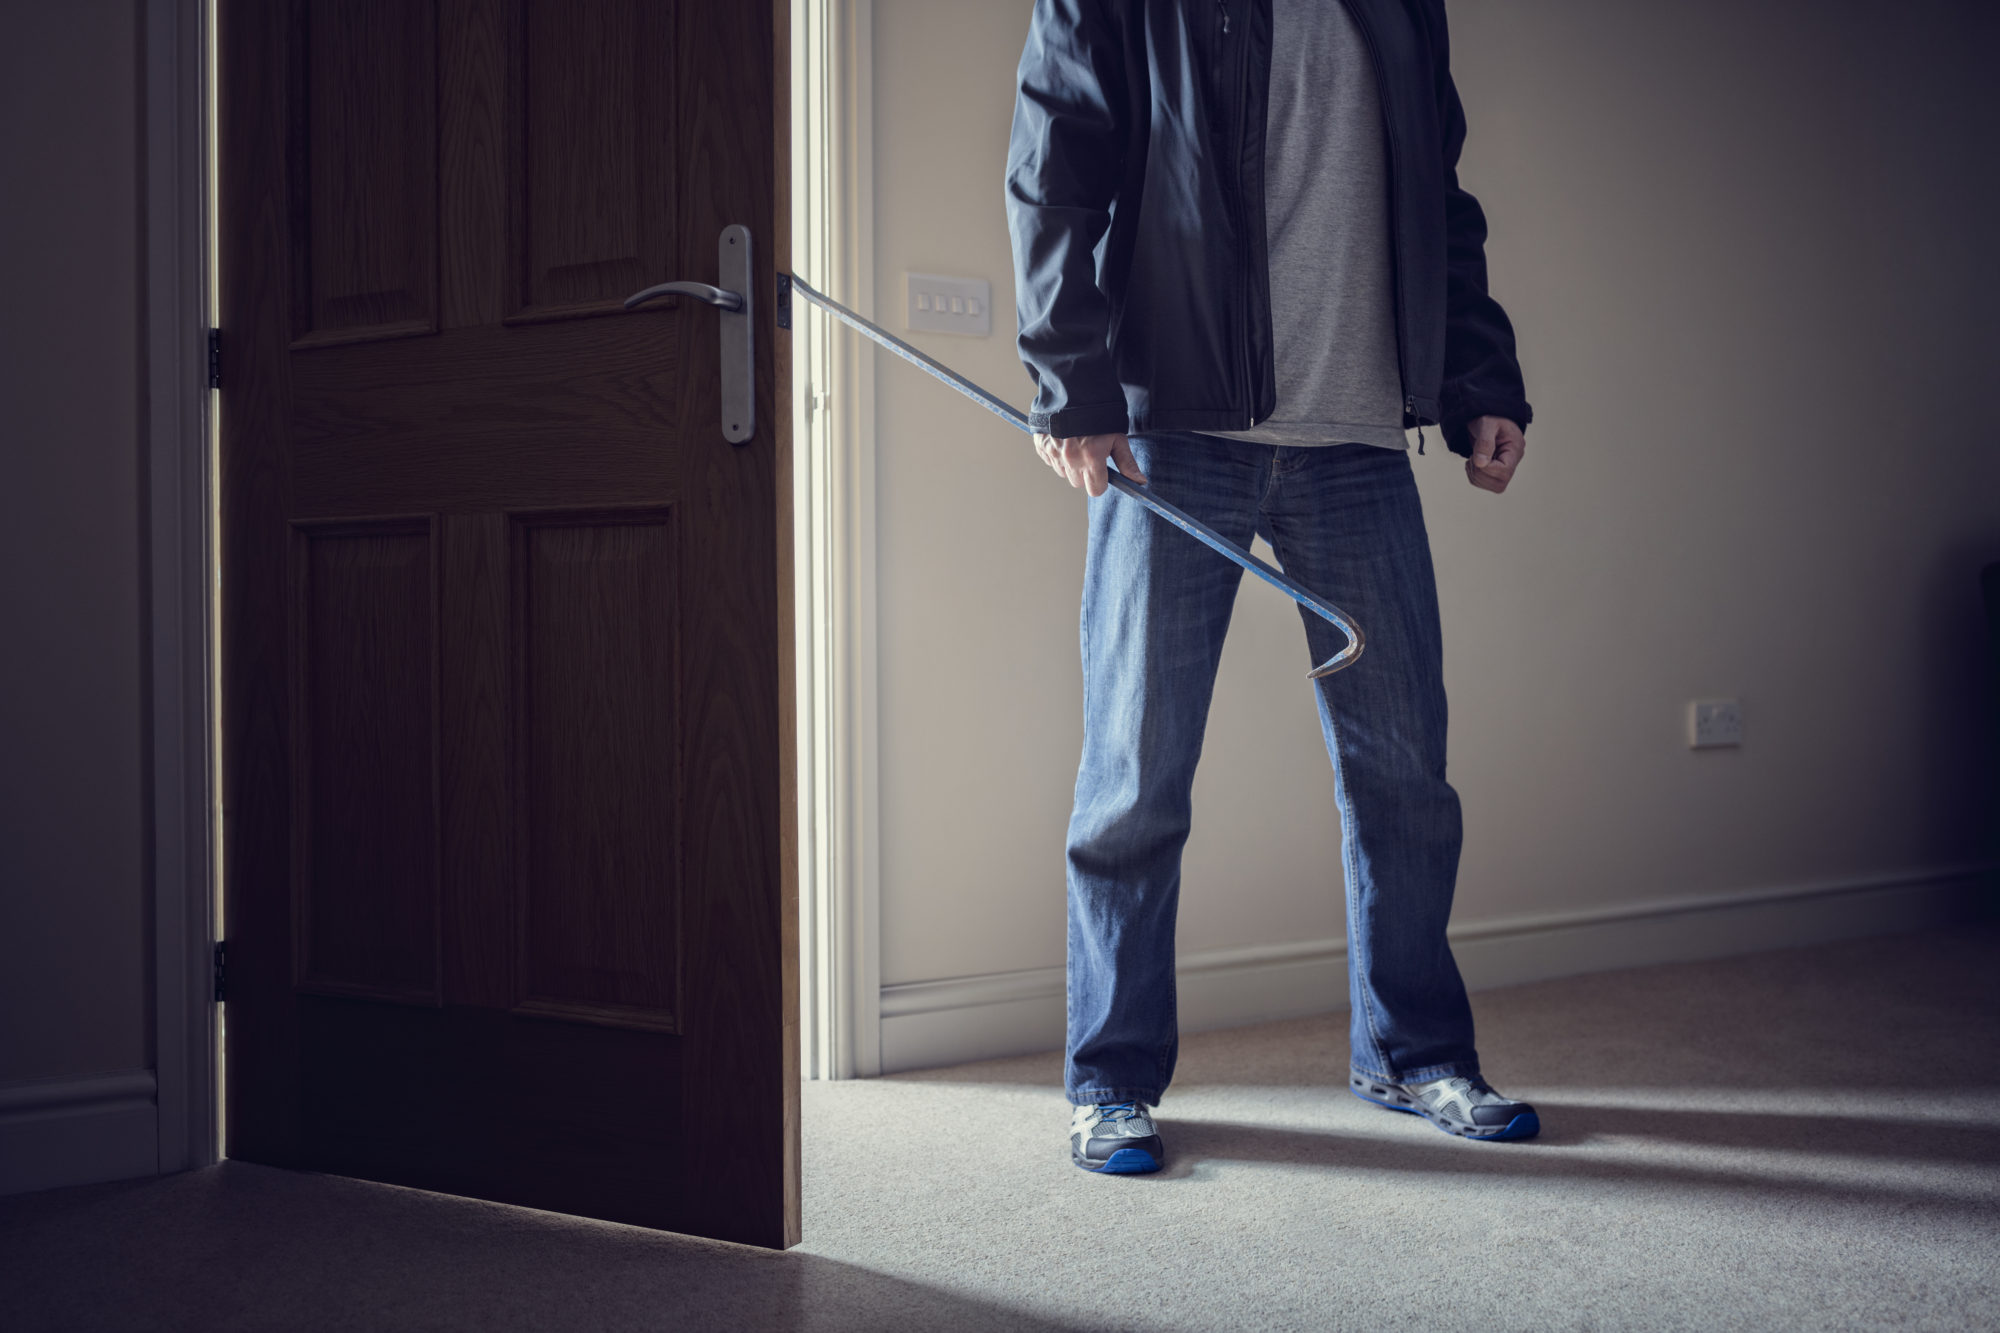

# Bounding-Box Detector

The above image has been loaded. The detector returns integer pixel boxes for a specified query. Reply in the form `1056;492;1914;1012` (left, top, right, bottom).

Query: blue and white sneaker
1070;1102;1164;1173
1350;1070;1540;1141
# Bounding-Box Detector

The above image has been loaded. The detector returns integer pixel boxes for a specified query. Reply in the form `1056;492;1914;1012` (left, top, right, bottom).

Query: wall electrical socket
906;272;991;337
1687;698;1744;749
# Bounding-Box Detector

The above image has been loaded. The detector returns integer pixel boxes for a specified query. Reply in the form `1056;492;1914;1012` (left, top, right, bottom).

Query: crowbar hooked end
1306;625;1366;679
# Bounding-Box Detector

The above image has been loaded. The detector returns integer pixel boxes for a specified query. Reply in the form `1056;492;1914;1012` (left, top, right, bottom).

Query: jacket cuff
1441;397;1533;458
1028;402;1133;438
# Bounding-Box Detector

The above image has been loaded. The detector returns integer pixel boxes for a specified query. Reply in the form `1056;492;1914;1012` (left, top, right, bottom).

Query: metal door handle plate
623;224;755;445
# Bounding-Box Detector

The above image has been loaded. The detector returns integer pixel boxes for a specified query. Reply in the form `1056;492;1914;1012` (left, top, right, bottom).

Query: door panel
291;0;439;345
291;518;440;1005
220;0;795;1246
515;0;675;319
514;510;683;1033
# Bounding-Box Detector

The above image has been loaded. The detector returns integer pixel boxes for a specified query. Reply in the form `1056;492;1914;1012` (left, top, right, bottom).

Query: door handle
623;223;755;445
624;281;742;312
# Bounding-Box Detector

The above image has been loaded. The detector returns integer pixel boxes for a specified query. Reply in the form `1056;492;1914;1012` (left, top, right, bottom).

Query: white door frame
791;0;883;1079
146;0;219;1173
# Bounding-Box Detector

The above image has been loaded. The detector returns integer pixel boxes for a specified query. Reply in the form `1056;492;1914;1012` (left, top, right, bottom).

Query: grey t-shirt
1209;0;1407;450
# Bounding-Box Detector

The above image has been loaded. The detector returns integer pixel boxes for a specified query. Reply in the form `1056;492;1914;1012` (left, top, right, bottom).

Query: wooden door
218;0;796;1247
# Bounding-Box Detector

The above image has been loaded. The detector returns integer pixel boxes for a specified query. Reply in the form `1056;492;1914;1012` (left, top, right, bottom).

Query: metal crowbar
781;274;1365;677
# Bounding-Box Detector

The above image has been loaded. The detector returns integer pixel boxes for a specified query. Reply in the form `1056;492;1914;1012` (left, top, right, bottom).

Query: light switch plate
906;272;992;337
1687;698;1744;748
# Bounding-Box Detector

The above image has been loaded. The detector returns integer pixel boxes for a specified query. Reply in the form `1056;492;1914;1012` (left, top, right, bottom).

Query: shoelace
1423;1076;1497;1107
1093;1102;1145;1127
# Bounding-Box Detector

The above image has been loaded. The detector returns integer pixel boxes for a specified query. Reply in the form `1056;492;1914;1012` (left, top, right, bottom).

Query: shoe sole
1072;1144;1164;1174
1350;1076;1540;1142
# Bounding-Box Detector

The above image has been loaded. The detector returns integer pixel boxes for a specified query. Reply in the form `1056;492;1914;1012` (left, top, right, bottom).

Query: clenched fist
1465;416;1526;494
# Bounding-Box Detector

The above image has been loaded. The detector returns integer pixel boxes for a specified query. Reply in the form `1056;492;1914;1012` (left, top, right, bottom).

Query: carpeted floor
3;924;1997;1330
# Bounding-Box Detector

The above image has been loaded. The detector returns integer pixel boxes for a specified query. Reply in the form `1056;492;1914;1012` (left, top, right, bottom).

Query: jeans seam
1329;694;1391;1074
1066;504;1091;1101
1283;505;1391;1078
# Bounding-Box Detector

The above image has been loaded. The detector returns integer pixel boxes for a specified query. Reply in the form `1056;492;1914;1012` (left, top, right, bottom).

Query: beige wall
0;0;1989;1084
871;0;2000;989
0;1;150;1084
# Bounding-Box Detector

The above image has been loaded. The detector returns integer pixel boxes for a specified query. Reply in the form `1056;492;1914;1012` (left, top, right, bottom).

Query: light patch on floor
795;924;2000;1331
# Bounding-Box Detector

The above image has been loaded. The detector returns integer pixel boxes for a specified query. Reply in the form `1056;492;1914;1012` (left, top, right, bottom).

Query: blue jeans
1065;432;1478;1106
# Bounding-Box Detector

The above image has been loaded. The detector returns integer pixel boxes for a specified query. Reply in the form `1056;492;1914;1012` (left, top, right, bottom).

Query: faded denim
1065;432;1479;1107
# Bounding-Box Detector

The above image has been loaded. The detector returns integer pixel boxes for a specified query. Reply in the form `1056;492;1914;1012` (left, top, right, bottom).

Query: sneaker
1070;1102;1164;1173
1350;1070;1540;1141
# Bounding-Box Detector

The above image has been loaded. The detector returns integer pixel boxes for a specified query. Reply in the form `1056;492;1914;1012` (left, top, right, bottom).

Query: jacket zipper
1221;0;1255;426
1342;1;1423;451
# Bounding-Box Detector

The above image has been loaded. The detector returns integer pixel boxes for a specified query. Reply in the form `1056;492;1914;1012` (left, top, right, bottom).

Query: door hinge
776;273;792;330
212;940;228;1002
207;328;222;390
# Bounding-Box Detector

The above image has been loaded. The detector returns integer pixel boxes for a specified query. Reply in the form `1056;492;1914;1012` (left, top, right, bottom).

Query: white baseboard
876;865;1991;1074
0;1070;159;1197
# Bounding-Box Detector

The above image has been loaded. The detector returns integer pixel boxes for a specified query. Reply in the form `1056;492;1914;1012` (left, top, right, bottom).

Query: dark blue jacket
1006;0;1531;457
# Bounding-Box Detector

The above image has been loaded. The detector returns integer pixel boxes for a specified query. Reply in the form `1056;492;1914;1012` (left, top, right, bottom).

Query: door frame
145;0;219;1175
790;0;883;1080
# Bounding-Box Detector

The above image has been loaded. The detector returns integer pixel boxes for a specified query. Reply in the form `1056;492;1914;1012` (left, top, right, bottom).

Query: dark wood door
218;0;796;1247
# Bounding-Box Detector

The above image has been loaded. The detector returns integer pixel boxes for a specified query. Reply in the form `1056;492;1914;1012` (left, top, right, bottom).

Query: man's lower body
1063;433;1531;1170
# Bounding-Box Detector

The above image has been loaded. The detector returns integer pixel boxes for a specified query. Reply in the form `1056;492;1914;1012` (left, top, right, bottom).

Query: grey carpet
3;924;1997;1331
